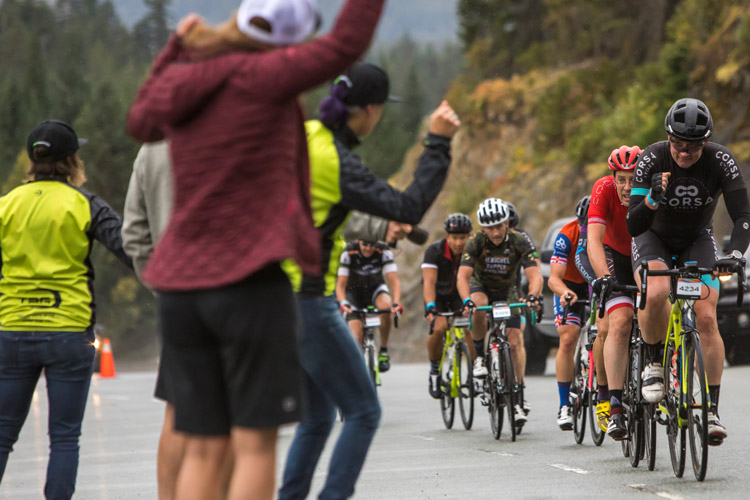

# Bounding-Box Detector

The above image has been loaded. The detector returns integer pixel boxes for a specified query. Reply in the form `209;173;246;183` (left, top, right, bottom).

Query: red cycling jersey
587;176;631;256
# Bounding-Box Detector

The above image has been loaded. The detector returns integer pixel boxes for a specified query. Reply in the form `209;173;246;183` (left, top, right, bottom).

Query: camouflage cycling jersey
460;229;538;298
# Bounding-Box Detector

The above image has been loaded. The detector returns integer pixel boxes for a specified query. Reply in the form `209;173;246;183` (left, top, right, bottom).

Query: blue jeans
0;330;95;500
279;296;381;500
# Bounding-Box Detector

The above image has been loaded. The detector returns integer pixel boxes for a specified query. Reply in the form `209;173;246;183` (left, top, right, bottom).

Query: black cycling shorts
346;283;390;310
603;245;636;312
435;292;463;314
158;264;302;435
631;228;720;290
468;282;521;329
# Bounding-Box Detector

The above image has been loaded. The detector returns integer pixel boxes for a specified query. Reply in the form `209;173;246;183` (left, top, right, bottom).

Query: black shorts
468;283;521;329
631;228;720;290
158;264;302;434
346;283;390;310
435;293;462;314
604;245;636;311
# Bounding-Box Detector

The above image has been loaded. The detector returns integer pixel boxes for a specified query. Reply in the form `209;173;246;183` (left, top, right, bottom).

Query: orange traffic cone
99;338;116;378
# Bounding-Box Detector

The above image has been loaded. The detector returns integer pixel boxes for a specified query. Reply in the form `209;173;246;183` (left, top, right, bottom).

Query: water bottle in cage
490;341;500;374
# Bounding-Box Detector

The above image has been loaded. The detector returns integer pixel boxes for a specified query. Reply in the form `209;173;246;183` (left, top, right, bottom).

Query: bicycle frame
437;314;471;398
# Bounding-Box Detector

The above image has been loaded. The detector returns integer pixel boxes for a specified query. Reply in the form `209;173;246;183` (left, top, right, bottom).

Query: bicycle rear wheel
686;332;709;481
440;346;455;429
572;342;587;444
665;343;686;478
457;341;474;430
502;345;517;442
588;370;606;446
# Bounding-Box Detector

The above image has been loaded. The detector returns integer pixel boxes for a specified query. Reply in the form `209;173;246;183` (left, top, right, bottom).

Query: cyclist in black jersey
337;240;401;372
627;98;750;444
423;213;473;398
506;202;541;349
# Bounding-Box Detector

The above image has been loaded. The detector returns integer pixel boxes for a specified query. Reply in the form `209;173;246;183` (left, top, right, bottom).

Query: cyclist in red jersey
586;145;642;439
547;196;590;430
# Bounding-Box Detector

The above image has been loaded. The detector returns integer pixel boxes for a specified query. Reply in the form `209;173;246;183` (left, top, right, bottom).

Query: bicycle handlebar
348;308;399;328
561;297;590;326
639;261;746;308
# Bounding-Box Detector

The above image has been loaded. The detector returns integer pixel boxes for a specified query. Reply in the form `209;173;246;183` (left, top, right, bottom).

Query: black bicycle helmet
664;98;713;141
444;213;472;234
506;202;520;228
575;195;590;226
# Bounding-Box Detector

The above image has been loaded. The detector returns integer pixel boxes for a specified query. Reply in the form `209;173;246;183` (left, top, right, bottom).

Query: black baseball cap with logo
26;120;87;163
336;62;402;107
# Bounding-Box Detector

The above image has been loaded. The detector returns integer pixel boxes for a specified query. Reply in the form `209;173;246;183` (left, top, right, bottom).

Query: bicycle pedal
479;394;489;407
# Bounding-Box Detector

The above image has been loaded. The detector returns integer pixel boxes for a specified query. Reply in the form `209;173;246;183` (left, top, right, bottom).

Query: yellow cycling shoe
596;401;610;433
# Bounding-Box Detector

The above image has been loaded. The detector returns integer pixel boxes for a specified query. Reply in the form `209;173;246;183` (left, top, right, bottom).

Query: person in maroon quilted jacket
126;0;386;497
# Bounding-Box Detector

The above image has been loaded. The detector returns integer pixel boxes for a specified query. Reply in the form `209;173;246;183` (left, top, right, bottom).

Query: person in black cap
279;63;460;499
0;120;131;500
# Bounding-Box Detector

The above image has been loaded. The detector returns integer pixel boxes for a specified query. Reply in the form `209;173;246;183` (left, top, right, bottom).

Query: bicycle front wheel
644;404;657;471
365;345;377;389
588;370;606;446
572;343;587;444
627;339;644;468
686;331;709;481
440;346;455;429
457;341;474;430
502;345;517;442
665;343;686;478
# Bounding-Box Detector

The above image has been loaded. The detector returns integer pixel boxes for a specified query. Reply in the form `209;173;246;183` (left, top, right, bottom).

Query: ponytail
319;76;352;130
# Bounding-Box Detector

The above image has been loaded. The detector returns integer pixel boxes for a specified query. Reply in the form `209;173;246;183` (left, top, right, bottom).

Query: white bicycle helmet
477;198;509;227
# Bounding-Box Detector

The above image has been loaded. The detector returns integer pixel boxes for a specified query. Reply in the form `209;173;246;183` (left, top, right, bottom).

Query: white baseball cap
237;0;321;46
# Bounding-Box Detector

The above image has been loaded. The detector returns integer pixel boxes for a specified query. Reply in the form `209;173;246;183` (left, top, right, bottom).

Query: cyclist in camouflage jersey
457;198;542;426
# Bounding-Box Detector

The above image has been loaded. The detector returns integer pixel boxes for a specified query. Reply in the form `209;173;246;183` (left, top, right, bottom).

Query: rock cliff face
385;68;749;362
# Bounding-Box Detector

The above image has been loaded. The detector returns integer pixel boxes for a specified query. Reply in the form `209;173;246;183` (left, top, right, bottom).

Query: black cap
337;62;402;107
27;120;87;163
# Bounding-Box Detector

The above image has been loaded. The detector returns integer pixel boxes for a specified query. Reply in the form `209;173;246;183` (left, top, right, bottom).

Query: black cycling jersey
628;141;750;253
422;238;461;300
338;241;397;294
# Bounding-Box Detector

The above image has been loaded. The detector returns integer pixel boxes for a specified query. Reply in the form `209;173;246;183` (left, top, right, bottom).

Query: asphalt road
2;363;750;499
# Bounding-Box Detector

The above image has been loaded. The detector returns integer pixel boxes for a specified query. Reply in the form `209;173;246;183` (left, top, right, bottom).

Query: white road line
627;484;684;500
478;449;515;457
548;463;591;474
409;434;437;442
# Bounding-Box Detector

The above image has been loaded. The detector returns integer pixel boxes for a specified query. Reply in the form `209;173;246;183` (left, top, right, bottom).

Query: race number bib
676;278;702;299
492;302;512;319
454;316;471;327
365;315;381;328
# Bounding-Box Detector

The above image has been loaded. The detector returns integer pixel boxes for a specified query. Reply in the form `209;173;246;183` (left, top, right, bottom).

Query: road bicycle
596;278;655;469
347;305;398;388
561;297;604;446
474;302;535;441
643;261;746;481
431;311;474;430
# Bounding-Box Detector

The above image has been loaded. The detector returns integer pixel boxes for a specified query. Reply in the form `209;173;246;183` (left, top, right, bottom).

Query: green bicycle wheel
665;343;686;478
457;341;474;430
686;331;709;481
440;346;455;429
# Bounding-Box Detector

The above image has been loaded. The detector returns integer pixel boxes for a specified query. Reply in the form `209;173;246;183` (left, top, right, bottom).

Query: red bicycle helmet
608;145;642;171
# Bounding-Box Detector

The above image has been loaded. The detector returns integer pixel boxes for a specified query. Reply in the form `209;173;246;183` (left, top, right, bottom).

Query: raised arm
340;102;460;225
